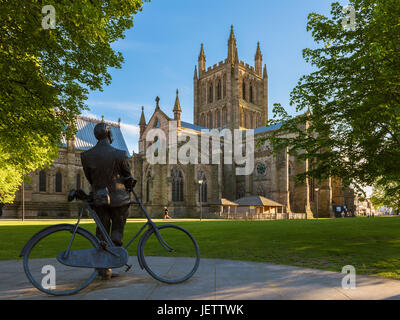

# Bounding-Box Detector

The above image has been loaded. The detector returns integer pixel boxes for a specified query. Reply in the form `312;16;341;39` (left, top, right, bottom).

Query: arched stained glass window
208;83;213;104
171;167;184;202
55;172;62;193
216;110;221;128
146;170;151;202
222;107;227;126
257;184;266;197
207;112;213;128
198;170;207;203
39;170;46;192
217;80;222;100
76;173;81;190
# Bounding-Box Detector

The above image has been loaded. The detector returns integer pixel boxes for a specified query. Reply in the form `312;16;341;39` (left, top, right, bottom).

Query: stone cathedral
3;26;353;219
131;26;350;219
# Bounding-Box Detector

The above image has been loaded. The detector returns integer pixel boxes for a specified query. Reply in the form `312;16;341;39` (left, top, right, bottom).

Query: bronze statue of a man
80;122;135;279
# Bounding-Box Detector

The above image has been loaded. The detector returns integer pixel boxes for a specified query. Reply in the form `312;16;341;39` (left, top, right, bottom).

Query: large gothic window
222;107;227;126
217;80;222;100
198;171;207;203
257;184;266;197
242;82;246;100
76;173;81;190
171;167;184;202
201;114;206;127
39;170;46;192
55;172;62;193
237;184;245;199
208;83;213;104
146;170;151;202
207;112;213;128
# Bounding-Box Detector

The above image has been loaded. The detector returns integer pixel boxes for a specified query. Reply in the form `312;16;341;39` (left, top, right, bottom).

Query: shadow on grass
1;216;400;279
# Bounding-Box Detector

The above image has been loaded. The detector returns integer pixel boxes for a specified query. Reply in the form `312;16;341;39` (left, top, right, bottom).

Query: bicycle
19;187;200;296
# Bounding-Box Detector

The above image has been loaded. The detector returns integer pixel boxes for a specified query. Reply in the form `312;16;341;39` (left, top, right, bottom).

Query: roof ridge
78;115;120;128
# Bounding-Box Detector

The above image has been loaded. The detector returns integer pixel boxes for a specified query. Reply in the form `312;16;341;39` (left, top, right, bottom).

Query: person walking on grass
164;207;171;220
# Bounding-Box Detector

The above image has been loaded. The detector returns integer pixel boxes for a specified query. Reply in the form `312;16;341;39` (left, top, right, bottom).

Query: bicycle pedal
125;264;132;272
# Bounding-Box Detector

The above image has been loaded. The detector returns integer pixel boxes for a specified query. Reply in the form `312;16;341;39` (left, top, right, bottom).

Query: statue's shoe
97;268;112;280
111;269;121;278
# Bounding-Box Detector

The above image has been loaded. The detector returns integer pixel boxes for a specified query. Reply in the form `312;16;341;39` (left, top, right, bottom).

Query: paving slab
0;257;399;300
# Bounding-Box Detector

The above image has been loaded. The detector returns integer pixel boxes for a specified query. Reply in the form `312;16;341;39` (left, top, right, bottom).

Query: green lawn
1;216;400;279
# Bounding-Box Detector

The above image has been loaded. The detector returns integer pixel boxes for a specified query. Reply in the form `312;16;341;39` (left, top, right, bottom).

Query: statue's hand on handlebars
67;189;89;202
123;176;137;192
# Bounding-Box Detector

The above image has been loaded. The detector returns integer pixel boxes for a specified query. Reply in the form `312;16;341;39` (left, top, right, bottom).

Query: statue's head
94;122;113;144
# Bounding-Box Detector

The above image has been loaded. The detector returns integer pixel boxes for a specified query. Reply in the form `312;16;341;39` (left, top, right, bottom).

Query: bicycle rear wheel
21;224;99;296
139;224;200;284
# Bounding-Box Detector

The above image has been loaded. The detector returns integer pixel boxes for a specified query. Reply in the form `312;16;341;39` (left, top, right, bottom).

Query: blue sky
85;0;349;153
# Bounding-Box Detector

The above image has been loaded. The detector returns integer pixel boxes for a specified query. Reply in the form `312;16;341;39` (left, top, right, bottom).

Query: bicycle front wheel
22;224;99;296
139;224;200;284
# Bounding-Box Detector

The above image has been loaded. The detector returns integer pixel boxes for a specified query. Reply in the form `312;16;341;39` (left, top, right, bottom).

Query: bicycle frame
66;189;174;266
123;189;173;252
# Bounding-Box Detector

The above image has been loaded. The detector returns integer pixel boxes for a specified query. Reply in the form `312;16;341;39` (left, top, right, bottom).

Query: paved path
1;257;400;300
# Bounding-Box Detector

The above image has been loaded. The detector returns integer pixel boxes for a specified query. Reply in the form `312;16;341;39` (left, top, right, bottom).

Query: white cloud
120;122;140;136
81;110;100;120
120;122;140;154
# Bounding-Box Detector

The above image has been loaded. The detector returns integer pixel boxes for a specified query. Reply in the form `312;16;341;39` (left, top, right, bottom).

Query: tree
0;0;147;202
265;0;400;196
370;180;400;214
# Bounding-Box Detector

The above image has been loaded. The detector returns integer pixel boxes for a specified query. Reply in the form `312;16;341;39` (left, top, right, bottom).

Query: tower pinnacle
263;64;268;79
227;25;238;65
139;106;146;136
255;42;263;76
198;43;206;75
173;89;182;126
155;96;160;110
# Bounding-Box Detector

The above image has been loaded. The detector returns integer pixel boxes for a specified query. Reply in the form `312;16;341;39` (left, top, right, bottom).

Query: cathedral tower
193;26;268;130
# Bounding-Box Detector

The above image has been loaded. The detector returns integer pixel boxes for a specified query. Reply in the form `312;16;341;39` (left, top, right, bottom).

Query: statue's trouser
95;204;130;247
94;204;130;278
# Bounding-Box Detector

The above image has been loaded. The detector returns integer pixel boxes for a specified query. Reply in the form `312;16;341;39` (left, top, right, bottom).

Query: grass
1;216;400;279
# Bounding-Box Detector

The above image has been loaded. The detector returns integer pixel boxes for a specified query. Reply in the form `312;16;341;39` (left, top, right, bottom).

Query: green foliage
0;0;147;203
370;178;400;213
263;0;400;193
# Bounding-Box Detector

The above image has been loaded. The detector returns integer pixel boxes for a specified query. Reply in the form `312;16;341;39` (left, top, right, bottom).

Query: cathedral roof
254;122;283;134
61;116;130;156
180;121;207;132
179;121;283;135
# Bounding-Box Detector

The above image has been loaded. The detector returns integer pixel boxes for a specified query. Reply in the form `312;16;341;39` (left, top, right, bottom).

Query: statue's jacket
81;139;132;208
